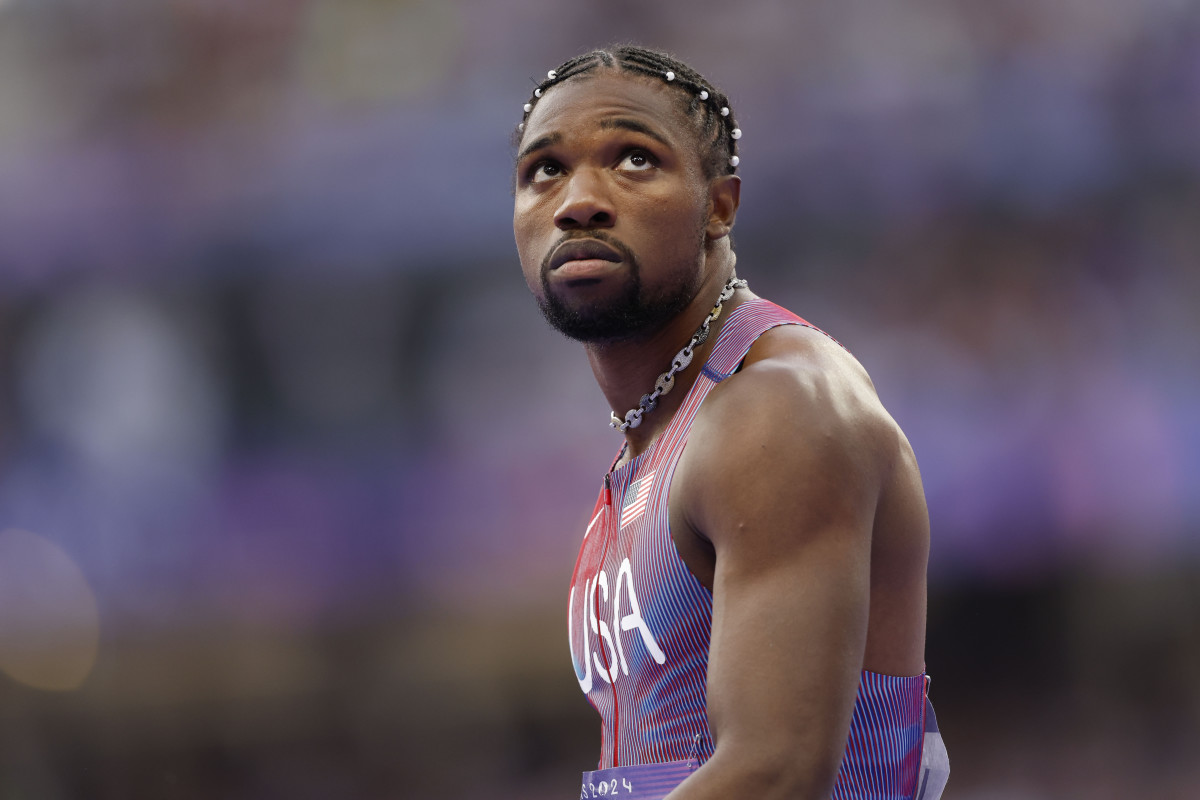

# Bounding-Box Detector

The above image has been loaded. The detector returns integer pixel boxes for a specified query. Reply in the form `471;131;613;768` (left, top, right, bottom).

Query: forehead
520;70;693;150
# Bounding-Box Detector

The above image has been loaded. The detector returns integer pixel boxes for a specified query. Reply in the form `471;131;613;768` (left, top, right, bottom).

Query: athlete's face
513;71;722;344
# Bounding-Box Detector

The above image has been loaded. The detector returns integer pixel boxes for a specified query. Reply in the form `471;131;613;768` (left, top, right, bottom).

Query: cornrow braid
516;45;741;178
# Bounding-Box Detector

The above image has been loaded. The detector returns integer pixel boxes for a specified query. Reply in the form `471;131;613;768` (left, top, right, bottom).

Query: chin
538;299;646;344
538;281;696;345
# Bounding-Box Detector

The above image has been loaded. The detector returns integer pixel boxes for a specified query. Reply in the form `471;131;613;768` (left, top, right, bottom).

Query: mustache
540;231;637;277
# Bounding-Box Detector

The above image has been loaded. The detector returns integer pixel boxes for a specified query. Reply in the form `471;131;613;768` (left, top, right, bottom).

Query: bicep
705;510;871;780
678;362;888;789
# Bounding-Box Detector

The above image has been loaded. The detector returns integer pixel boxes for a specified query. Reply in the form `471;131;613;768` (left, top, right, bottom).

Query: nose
554;169;615;230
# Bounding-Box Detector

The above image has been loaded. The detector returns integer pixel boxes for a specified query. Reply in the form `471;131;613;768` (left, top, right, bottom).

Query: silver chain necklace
610;276;747;432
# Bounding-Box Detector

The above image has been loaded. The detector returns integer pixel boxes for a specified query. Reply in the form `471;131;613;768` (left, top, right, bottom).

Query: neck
584;250;748;459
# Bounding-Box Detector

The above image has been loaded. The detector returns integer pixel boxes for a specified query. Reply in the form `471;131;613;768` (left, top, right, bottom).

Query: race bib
579;760;694;800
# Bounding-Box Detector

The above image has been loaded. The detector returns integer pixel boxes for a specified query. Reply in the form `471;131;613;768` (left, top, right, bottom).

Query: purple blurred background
0;1;1198;797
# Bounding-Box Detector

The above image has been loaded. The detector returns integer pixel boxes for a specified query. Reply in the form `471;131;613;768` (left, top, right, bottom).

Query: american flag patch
620;471;656;528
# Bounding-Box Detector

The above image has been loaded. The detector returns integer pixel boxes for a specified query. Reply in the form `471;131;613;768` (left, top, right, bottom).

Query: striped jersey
568;298;948;799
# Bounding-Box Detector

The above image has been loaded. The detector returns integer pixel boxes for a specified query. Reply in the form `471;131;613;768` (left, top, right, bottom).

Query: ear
705;174;741;241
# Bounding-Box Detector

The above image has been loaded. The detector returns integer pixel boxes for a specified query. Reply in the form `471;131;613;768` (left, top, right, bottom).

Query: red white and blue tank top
568;299;949;799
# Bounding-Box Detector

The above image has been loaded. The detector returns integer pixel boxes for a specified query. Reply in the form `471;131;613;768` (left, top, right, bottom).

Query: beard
534;231;704;345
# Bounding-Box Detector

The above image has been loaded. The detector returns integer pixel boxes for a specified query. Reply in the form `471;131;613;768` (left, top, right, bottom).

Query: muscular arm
664;326;923;799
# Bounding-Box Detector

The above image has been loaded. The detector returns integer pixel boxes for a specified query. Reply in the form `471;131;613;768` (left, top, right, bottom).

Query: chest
568;466;713;693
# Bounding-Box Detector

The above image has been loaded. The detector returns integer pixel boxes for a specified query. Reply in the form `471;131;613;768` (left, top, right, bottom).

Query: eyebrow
599;117;671;148
516;117;672;164
517;132;562;163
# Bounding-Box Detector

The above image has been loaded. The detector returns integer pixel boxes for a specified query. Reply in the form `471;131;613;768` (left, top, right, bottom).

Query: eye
528;160;563;183
618;150;656;172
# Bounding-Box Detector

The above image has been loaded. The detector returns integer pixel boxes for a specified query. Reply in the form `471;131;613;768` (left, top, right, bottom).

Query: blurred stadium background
0;0;1198;797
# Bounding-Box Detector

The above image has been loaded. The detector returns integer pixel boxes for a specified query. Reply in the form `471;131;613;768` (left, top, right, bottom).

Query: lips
548;238;623;272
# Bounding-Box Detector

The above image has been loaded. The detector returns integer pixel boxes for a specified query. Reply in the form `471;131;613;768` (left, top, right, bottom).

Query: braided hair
516;45;741;179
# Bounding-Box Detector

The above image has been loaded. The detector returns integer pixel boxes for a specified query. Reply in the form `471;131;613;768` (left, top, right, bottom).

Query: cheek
642;198;706;251
513;210;545;288
514;189;554;234
513;205;538;257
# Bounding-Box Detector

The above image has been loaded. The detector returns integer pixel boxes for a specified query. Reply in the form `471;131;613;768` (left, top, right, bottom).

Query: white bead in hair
524;103;532;113
548;70;557;79
665;71;675;81
730;156;740;167
720;107;730;117
534;88;542;97
699;90;709;100
518;123;525;131
731;128;742;140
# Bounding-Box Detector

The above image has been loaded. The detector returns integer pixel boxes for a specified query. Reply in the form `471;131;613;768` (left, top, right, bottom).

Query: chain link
609;277;747;432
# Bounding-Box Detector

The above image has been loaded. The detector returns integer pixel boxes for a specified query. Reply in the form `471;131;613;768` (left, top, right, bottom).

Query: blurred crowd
0;0;1197;797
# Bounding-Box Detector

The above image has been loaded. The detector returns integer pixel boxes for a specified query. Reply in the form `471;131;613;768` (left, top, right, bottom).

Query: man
512;46;949;800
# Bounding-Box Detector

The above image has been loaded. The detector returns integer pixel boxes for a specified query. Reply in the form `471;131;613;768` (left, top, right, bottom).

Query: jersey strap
698;298;823;383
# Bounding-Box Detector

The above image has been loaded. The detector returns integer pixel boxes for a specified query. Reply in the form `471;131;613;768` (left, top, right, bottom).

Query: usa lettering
570;557;666;693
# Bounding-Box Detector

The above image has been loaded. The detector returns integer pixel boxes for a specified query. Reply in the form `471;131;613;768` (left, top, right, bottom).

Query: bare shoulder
672;322;913;546
735;322;897;444
672;319;930;675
